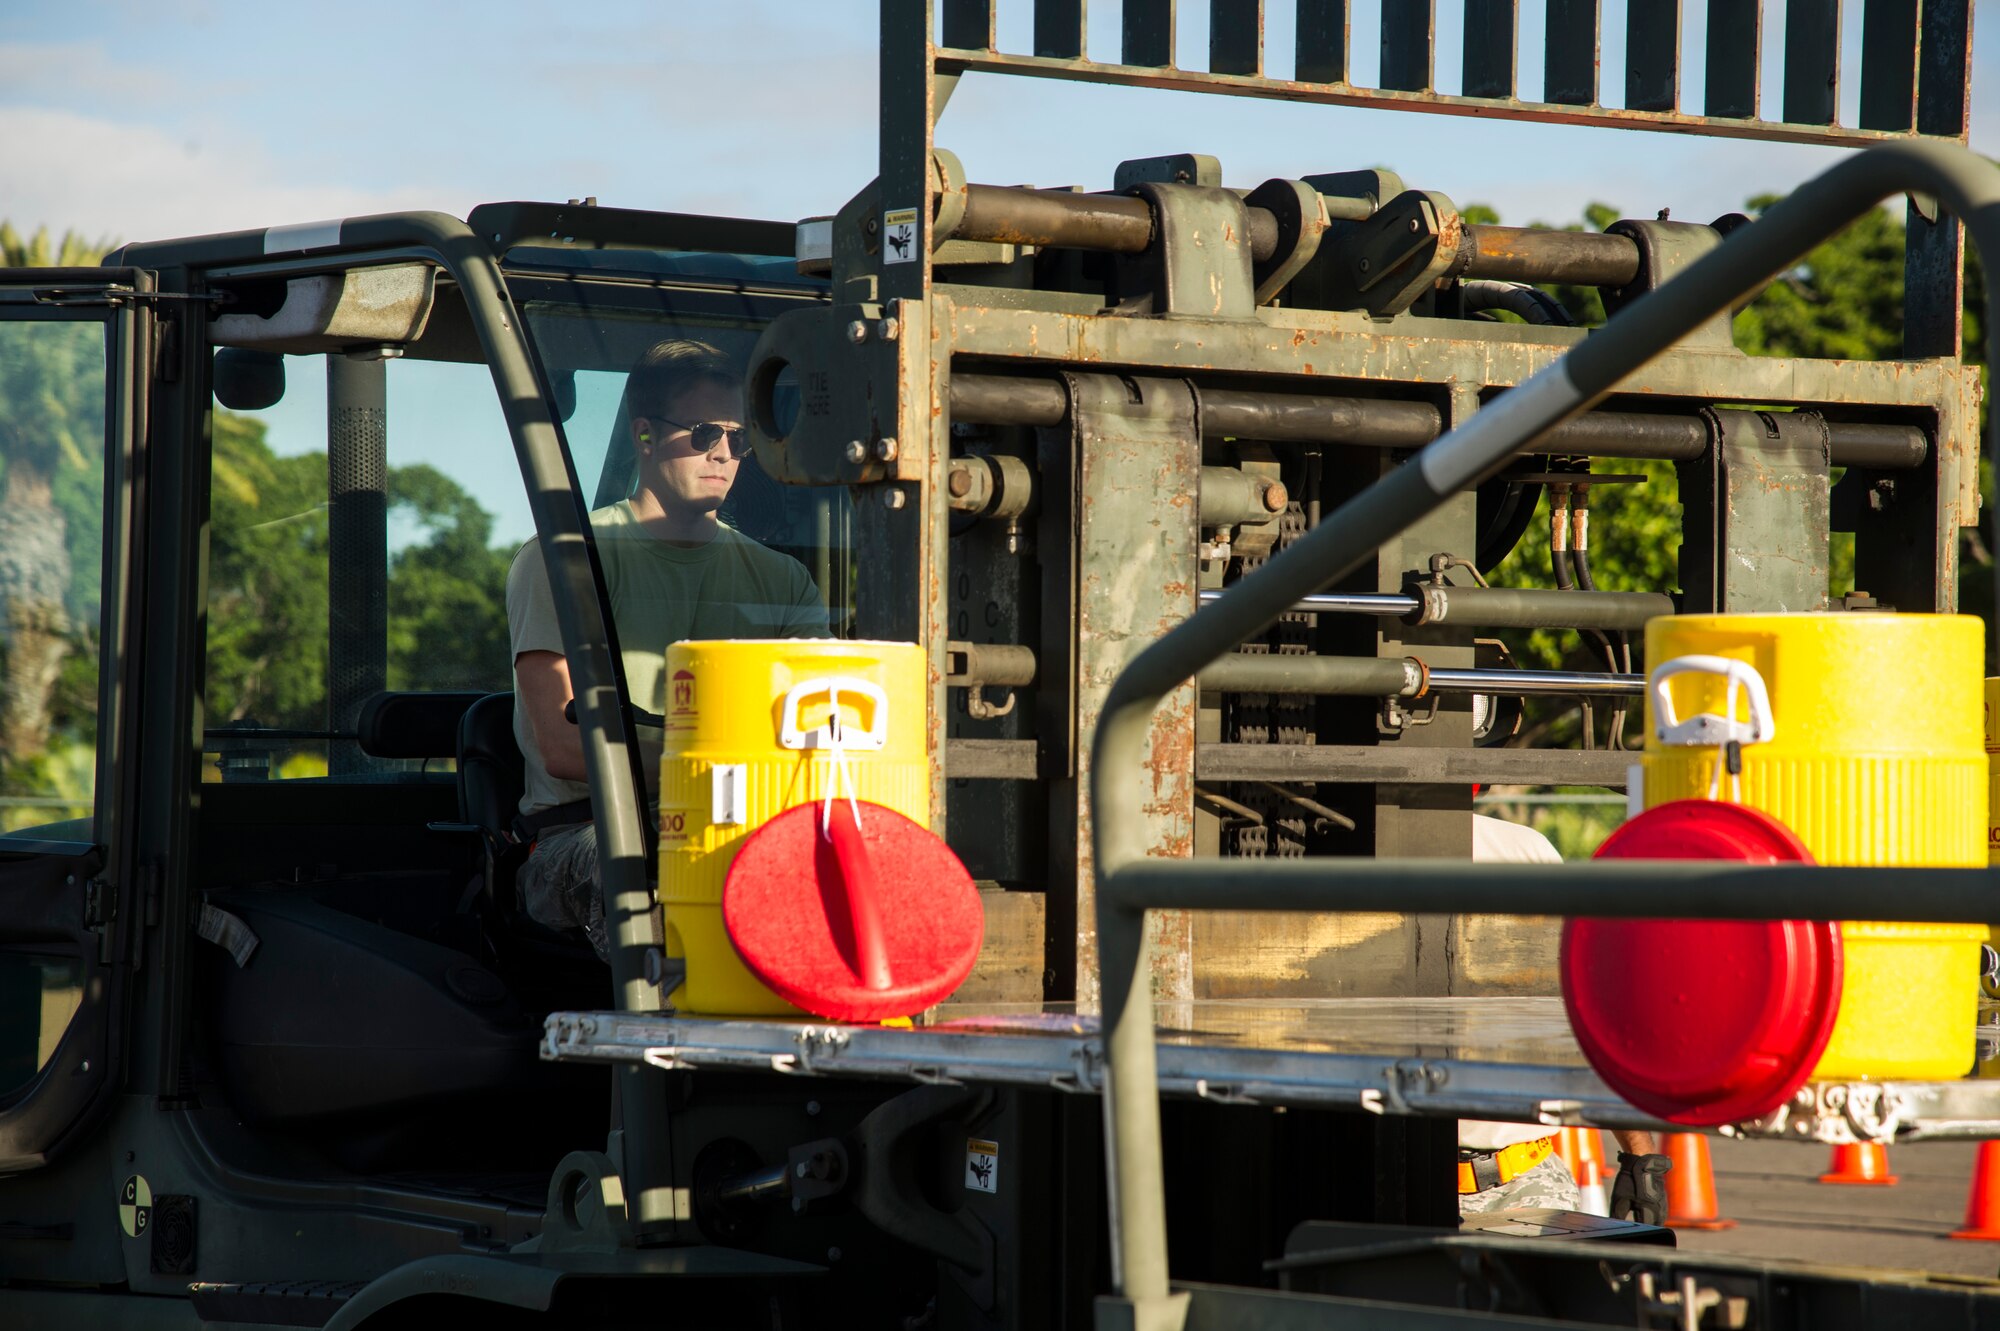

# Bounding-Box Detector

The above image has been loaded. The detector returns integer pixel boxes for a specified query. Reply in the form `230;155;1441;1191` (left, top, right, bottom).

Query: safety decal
965;1138;999;1194
883;208;919;264
668;668;699;733
119;1174;152;1238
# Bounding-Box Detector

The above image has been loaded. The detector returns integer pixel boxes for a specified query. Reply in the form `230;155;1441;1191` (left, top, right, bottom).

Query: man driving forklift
505;338;829;957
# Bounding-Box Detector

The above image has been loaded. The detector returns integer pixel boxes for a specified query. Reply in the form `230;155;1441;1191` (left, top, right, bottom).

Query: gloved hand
1610;1151;1673;1226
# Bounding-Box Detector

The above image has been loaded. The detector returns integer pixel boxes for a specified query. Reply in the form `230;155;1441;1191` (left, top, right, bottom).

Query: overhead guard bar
1087;141;2000;1327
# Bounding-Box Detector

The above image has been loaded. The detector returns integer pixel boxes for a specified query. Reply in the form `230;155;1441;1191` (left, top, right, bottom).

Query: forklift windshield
199;246;842;785
518;276;853;646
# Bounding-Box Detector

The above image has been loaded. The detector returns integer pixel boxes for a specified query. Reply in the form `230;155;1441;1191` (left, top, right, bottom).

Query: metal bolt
877;317;900;341
1357;257;1371;273
846;320;869;344
946;463;973;498
883;489;908;510
805;1100;821;1116
826;1247;843;1262
873;437;899;462
795;1161;809;1179
1261;479;1289;514
844;440;868;464
1408;216;1421;232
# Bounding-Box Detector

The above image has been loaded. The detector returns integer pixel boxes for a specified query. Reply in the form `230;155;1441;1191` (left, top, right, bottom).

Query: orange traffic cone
1818;1142;1898;1186
1576;1127;1609;1174
1952;1141;2000;1241
1575;1156;1610;1217
1555;1128;1585;1177
1663;1132;1736;1231
1556;1127;1609;1175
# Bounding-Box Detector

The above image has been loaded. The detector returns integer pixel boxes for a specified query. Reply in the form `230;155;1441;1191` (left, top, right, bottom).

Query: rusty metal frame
811;12;1993;1326
1088;139;2000;1331
761;0;1987;1021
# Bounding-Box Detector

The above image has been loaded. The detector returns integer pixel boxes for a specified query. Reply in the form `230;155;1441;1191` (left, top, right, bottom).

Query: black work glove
1610;1151;1672;1226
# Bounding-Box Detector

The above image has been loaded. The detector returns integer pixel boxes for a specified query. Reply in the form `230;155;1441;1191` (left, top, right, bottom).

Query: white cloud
0;40;180;109
6;0;1998;253
0;106;443;244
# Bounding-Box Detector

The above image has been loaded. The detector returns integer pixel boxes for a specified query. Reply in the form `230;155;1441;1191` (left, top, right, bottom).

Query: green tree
385;463;512;693
204;423;515;729
6;221;522;802
1733;195;1908;361
1472;194;1980;750
0;226;113;815
204;412;331;727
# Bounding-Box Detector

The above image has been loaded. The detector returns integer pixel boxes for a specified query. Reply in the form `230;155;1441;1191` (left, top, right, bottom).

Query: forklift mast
749;0;1981;1015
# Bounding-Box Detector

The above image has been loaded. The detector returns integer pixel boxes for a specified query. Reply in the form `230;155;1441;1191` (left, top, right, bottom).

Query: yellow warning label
883;207;919;264
965;1138;999;1194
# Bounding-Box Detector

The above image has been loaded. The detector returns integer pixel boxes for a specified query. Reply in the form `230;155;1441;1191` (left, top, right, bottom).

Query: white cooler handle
779;676;889;752
1648;654;1776;747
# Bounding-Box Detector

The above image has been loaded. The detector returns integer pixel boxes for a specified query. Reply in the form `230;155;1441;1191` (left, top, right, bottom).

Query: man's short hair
624;339;737;420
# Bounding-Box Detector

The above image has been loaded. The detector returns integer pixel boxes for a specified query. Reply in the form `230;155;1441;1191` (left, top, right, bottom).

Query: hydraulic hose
1570;490;1633;749
1460;279;1576;326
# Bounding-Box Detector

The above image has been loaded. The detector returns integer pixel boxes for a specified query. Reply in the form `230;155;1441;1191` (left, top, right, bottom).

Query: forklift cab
0;205;856;1269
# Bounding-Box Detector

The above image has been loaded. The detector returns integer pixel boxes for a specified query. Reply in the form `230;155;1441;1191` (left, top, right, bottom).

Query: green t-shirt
506;501;831;817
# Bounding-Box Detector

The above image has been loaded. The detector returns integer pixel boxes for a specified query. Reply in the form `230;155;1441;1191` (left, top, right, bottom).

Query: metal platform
542;998;2000;1146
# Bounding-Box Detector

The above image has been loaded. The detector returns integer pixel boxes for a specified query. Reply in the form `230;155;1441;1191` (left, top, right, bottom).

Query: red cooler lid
723;800;984;1022
1561;800;1841;1126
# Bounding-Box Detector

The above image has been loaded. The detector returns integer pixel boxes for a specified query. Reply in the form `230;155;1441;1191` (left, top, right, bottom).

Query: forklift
3;1;2000;1326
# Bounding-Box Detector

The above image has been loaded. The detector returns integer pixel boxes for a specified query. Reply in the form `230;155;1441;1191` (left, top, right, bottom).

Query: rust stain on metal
1435;207;1464;258
1143;711;1197;836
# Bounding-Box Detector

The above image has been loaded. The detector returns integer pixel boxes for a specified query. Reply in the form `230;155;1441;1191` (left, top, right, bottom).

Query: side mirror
212;348;285;411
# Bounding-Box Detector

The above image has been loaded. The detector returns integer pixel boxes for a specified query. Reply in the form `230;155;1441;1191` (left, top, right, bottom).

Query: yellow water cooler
656;639;930;1015
1986;678;2000;865
1643;613;1987;1080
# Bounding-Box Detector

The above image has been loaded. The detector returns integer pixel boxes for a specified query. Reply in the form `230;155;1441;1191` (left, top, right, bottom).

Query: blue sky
7;1;1997;247
7;1;1995;548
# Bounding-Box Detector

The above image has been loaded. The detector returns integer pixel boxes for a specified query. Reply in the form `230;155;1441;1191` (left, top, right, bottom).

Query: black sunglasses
654;416;753;459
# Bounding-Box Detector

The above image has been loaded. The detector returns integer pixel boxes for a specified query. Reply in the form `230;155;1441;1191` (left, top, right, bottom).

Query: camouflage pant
516;822;609;961
1457;1152;1580;1218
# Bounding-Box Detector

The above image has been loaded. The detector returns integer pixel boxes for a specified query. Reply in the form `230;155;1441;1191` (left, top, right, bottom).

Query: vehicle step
188;1280;366;1328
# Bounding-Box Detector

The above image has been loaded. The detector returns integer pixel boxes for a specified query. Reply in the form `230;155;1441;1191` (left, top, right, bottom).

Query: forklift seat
457;692;528;912
356;690;485;761
456;693;608;1010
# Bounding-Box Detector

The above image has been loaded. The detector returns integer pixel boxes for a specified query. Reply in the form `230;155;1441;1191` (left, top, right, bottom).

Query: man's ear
630;416;652;453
